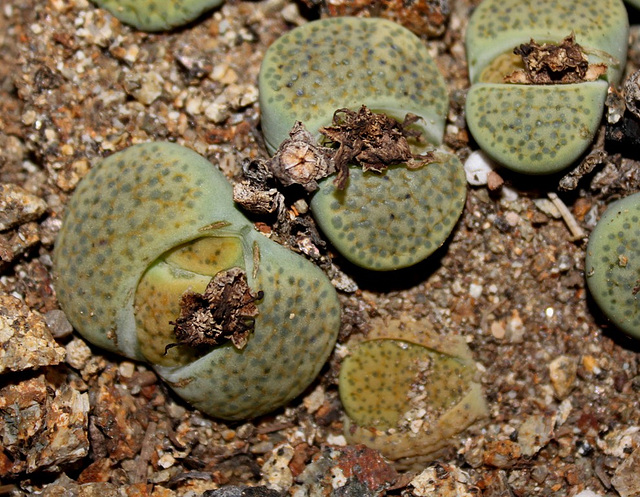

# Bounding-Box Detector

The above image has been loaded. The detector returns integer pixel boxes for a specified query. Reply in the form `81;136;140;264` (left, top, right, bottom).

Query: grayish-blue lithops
53;142;341;420
465;0;629;174
310;155;466;270
259;17;448;155
585;192;640;340
91;0;223;31
260;17;465;271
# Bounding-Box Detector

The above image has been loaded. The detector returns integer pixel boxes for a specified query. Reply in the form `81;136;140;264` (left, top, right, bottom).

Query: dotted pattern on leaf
92;0;223;31
339;339;473;430
54;142;341;420
160;249;341;420
310;153;466;270
259;17;448;154
54;142;243;358
465;81;608;174
585;192;640;339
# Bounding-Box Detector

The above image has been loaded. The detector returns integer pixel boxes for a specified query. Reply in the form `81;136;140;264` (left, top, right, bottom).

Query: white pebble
469;283;483;299
464;150;498;186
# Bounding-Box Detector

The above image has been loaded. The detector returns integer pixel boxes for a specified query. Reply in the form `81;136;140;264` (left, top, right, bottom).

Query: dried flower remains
319;106;435;188
169;267;263;351
504;34;607;85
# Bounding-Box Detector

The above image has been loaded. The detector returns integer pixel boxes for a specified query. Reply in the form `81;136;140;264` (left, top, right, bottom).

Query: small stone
549;355;578;399
65;337;93;371
118;361;136;378
517;413;555;457
204;101;230;123
483;440;522;469
490;320;506;340
597;427;640;457
486;170;504;191
157;453;176;469
0;374;90;475
533;198;562;219
302;384;325;414
469;283;483;299
0;183;47;231
410;464;477;497
127;71;163;105
0;294;65;373
504;211;520;227
504;310;525;343
464;150;497;186
261;444;295;492
611;447;640;497
44;309;74;339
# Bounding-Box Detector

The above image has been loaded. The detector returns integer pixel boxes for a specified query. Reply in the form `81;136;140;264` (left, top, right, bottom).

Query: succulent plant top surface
466;0;629;84
465;81;609;175
259;16;448;154
92;0;223;31
585;192;640;339
54;142;341;419
310;152;466;271
464;0;628;175
338;317;488;462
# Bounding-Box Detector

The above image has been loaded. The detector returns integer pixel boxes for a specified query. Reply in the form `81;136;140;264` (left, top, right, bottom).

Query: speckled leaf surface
465;0;629;84
92;0;223;31
158;236;341;419
310;152;466;270
54;142;247;359
259;17;448;154
586;192;640;339
54;142;341;420
465;81;608;175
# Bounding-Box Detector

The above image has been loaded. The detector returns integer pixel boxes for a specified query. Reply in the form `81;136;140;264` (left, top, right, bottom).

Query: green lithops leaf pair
91;0;223;31
465;0;629;174
53;142;341;420
585;192;640;339
259;17;466;271
338;317;488;464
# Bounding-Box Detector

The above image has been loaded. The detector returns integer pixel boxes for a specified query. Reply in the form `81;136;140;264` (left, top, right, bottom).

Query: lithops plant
91;0;223;31
339;317;488;465
53;142;341;420
259;17;466;270
465;0;629;174
585;192;640;339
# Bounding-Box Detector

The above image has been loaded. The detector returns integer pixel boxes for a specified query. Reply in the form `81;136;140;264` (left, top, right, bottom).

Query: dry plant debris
319;106;435;189
170;267;263;351
505;34;607;84
268;122;335;192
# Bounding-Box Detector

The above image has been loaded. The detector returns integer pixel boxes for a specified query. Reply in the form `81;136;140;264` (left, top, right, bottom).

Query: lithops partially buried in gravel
339;317;488;465
465;0;629;174
91;0;223;31
585;192;640;339
53;142;341;420
259;17;466;270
